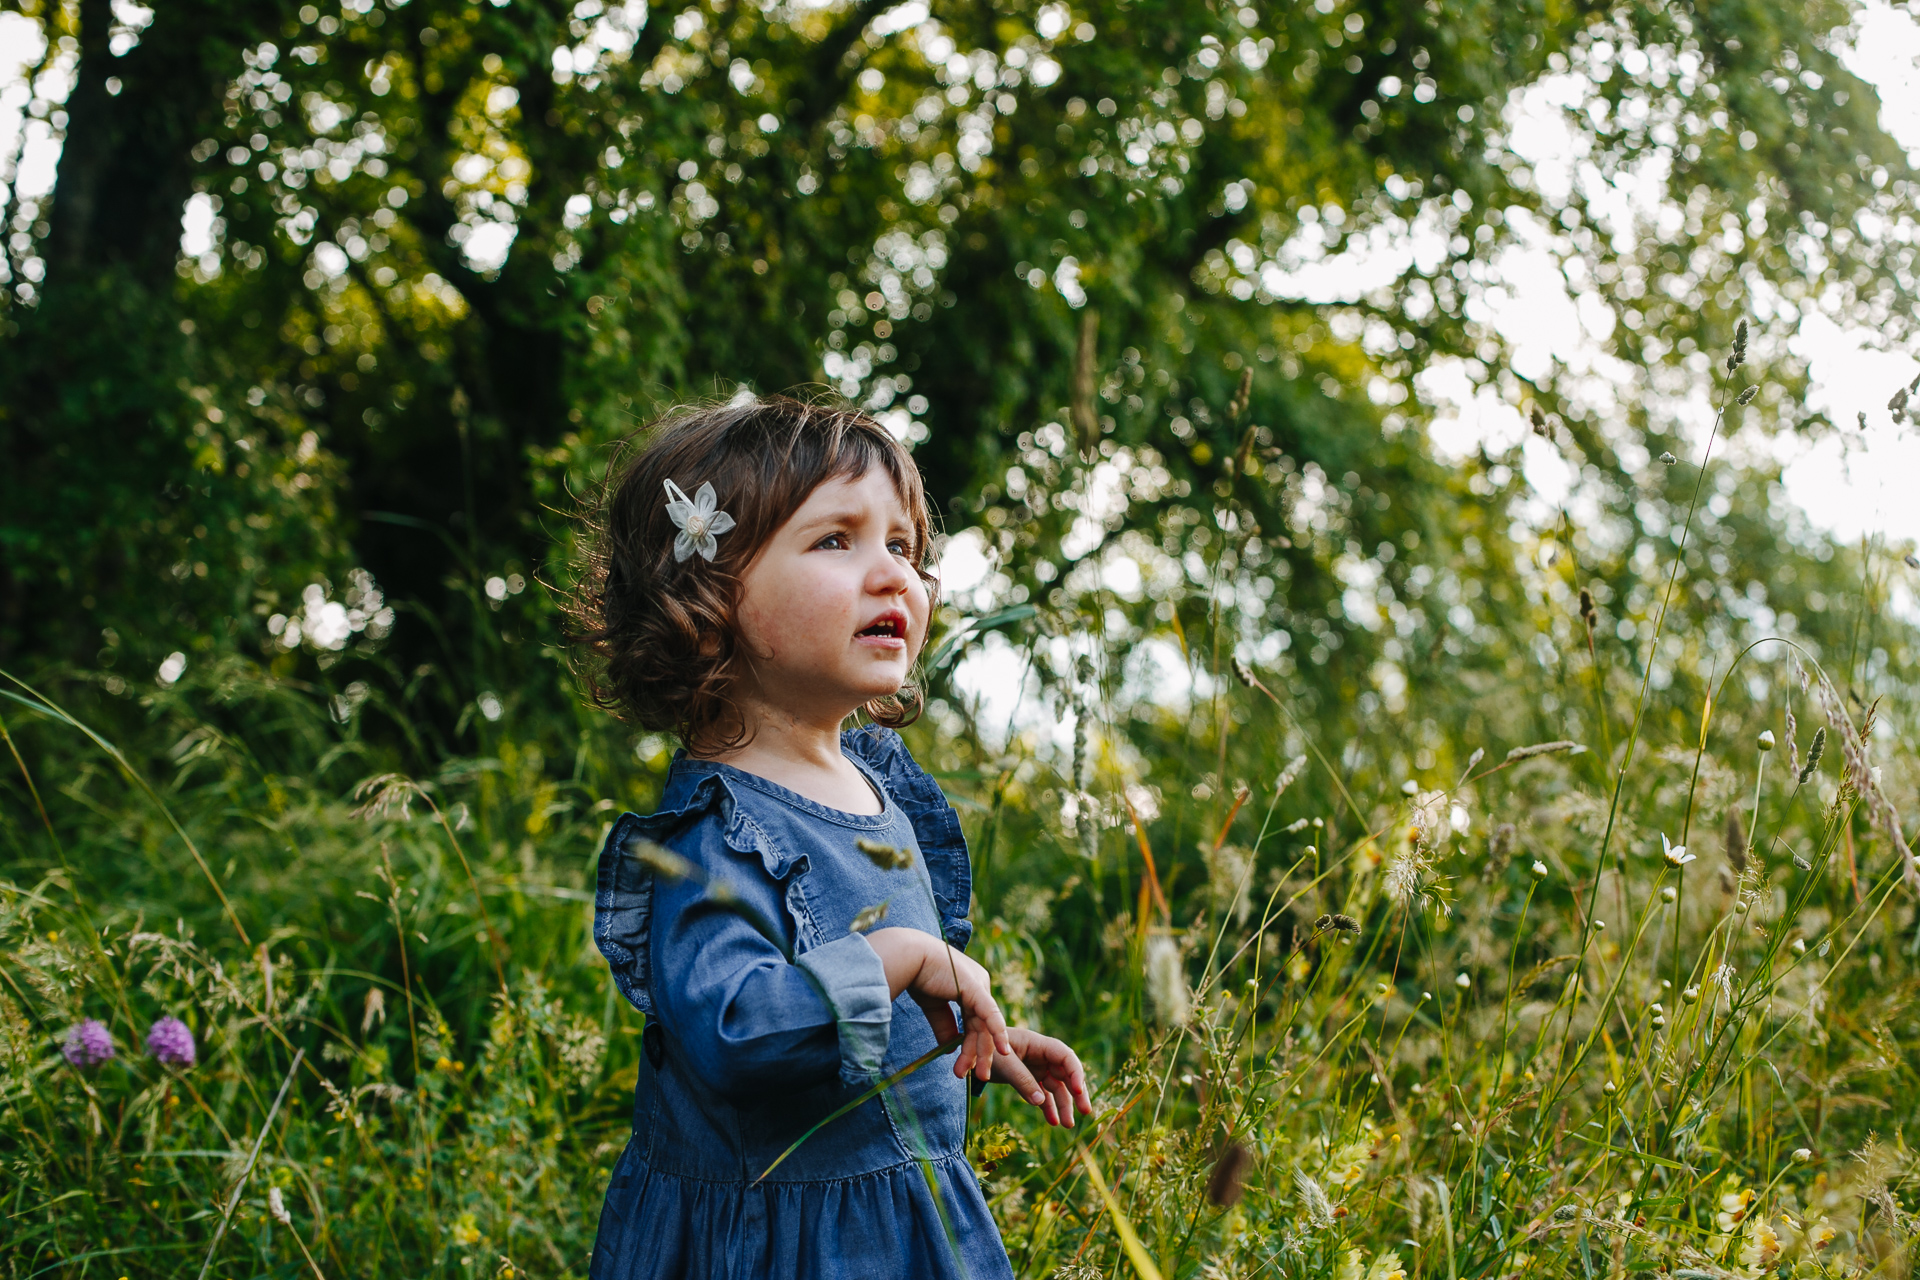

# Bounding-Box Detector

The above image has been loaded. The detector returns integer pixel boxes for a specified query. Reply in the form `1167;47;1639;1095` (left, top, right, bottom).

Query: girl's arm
651;856;891;1102
865;927;1013;1081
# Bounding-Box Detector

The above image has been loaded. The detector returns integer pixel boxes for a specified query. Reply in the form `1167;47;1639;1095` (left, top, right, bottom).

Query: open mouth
857;616;905;640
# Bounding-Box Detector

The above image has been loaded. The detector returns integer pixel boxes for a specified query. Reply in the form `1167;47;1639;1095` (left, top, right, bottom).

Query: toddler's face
733;467;930;722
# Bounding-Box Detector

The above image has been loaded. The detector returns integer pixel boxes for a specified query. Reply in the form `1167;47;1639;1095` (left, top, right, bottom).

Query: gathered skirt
589;1140;1014;1280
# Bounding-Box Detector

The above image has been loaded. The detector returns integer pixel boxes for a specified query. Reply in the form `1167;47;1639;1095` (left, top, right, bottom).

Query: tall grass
4;338;1918;1280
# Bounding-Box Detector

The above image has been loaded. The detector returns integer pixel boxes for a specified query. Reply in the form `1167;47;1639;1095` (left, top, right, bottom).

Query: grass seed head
1738;384;1758;406
1799;727;1826;784
855;838;915;871
1144;934;1191;1026
1207;1142;1252;1206
1578;588;1596;625
630;840;698;882
1728;317;1748;371
1294;1170;1335;1229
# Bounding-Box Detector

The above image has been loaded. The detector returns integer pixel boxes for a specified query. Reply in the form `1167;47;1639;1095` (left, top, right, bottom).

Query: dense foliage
4;0;1920;1276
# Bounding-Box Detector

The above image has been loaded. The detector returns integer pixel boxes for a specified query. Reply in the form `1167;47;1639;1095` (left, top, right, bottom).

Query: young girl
570;395;1093;1278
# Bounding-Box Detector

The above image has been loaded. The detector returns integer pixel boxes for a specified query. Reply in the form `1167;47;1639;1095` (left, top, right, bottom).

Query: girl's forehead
788;466;915;519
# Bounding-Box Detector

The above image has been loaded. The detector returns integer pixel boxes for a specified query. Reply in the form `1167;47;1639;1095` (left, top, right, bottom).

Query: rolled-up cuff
794;933;892;1078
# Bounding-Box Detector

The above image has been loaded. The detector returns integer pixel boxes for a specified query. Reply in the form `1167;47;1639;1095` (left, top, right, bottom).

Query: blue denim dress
590;725;1012;1280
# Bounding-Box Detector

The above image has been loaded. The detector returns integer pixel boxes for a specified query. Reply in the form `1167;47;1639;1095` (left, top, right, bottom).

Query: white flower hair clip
663;479;735;562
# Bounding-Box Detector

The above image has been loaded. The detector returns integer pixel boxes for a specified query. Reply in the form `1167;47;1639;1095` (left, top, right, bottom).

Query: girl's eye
887;538;913;557
815;533;850;550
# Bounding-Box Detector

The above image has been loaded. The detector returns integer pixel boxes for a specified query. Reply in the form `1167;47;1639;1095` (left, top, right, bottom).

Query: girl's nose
868;547;913;594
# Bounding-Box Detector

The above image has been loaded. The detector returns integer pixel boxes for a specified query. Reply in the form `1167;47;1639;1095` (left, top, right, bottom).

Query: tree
0;0;1905;762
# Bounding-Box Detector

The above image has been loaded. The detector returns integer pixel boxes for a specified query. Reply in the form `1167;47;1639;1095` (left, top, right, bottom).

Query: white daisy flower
1661;832;1695;868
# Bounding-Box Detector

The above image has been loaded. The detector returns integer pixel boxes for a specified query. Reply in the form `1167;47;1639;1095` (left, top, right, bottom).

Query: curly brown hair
564;394;937;756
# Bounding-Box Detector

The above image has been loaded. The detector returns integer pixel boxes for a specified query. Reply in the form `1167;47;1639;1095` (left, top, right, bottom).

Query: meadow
4;340;1919;1280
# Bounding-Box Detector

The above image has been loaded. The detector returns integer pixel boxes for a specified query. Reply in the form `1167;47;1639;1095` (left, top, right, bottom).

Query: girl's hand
990;1028;1094;1127
866;928;1013;1081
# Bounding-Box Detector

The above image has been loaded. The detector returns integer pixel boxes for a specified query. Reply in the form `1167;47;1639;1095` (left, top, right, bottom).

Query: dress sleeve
596;801;895;1097
842;725;974;949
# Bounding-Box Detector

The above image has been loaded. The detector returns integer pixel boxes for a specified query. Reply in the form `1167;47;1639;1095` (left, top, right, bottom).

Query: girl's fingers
995;1049;1049;1107
1049;1077;1075;1126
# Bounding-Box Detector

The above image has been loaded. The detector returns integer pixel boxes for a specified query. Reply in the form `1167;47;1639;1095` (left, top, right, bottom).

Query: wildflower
1791;937;1807;954
1602;1080;1616;1095
451;1212;482;1247
1798;728;1825;784
1660;451;1678;465
1293;1170;1335;1229
1758;729;1775;752
854;838;914;871
1661;885;1677;903
1530;860;1549;879
1207;1142;1252;1206
1366;1252;1407;1280
1144;935;1190;1026
268;1186;292;1226
848;901;890;933
1683;986;1701;1003
62;1019;115;1068
146;1016;196;1068
1807;1220;1837;1250
1454;972;1471;990
1739;1215;1781;1273
1661;833;1695;868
